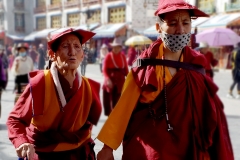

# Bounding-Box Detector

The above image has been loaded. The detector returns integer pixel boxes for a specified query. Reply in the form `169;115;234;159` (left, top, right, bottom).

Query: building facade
0;0;34;45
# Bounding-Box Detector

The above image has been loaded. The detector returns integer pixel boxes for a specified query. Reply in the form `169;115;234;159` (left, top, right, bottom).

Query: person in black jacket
38;44;46;69
227;43;240;99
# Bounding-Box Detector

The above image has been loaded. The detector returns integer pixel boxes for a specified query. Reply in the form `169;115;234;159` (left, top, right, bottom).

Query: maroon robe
7;70;102;160
122;39;234;160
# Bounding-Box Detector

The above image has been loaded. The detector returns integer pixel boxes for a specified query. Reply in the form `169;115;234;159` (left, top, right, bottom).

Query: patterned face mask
160;31;191;53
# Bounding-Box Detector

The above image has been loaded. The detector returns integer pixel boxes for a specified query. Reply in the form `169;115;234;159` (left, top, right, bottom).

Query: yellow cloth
97;44;184;149
31;70;92;151
232;50;237;69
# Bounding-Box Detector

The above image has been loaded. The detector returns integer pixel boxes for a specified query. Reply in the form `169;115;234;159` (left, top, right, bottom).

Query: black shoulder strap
132;58;205;75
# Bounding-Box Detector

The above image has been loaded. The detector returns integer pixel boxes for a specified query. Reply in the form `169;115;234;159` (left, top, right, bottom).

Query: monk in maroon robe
97;0;234;160
102;38;128;116
7;28;102;160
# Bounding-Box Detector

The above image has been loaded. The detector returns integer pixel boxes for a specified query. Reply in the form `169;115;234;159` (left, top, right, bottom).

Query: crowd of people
0;0;239;159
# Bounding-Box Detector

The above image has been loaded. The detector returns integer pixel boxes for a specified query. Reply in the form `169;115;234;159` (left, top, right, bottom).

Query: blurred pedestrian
97;0;233;159
126;45;137;67
227;43;240;99
6;28;101;160
29;45;39;69
0;48;7;118
80;47;88;76
196;42;218;79
11;43;33;103
102;38;128;116
38;43;46;69
99;43;108;73
11;43;18;57
0;45;9;89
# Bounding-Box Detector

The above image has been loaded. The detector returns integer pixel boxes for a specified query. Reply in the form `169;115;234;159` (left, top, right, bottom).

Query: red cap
154;0;209;17
48;28;95;51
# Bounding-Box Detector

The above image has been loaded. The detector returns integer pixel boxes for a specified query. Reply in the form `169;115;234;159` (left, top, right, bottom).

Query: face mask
160;31;191;53
19;52;27;57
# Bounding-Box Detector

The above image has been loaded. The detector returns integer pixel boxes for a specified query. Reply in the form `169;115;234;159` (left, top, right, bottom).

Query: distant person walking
127;45;137;67
38;44;46;69
11;43;33;103
197;42;218;79
99;44;108;73
0;45;9;89
29;45;39;69
0;48;7;118
81;47;88;76
227;43;240;99
102;38;128;116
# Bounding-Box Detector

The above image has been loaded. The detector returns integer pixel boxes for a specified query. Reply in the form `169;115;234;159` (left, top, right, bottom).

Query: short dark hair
51;33;83;52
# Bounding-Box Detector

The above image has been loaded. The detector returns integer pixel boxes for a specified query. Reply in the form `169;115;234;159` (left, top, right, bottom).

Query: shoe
236;95;240;99
226;93;234;99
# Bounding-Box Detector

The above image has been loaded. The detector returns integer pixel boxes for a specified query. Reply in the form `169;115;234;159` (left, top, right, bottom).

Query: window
14;0;24;7
51;15;61;28
15;13;24;32
87;10;101;23
36;0;45;7
67;13;80;27
36;17;46;30
51;0;61;5
109;7;125;23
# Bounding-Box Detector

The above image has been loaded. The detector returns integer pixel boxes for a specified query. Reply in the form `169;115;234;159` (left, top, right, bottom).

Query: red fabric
127;47;137;66
123;70;233;160
103;52;128;79
132;38;207;92
6;70;102;149
154;0;209;17
58;72;79;102
48;28;95;50
102;52;129;92
32;138;95;160
126;39;234;160
204;51;218;70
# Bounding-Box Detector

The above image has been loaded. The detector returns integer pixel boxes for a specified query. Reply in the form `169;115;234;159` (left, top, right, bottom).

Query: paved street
0;64;239;160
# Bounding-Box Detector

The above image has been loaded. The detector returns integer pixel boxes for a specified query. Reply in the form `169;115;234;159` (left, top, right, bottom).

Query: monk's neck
163;48;182;61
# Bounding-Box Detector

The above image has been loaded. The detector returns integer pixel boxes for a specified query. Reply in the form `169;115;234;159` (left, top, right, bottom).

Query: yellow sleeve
97;71;141;150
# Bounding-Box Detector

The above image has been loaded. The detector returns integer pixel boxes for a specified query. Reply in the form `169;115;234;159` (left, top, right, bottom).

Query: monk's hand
106;78;113;89
97;145;114;160
16;143;35;160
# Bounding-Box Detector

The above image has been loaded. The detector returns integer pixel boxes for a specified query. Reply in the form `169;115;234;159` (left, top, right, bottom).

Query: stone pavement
0;64;239;160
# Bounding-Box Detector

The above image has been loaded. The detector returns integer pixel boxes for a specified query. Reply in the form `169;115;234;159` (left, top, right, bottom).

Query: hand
106;78;113;89
97;145;114;160
16;143;35;160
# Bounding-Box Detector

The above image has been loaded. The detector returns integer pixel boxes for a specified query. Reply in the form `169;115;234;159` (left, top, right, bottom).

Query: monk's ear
48;50;56;61
156;22;161;33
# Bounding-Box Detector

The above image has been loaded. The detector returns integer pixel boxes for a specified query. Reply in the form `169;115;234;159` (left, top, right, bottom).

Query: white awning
143;25;158;38
191;17;209;33
24;28;57;41
6;34;25;40
24;31;38;41
76;23;100;31
93;23;127;38
198;13;240;32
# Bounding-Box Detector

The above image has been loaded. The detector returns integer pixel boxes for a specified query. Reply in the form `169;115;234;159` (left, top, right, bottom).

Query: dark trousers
81;63;87;76
103;86;121;116
15;74;29;93
230;80;240;92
